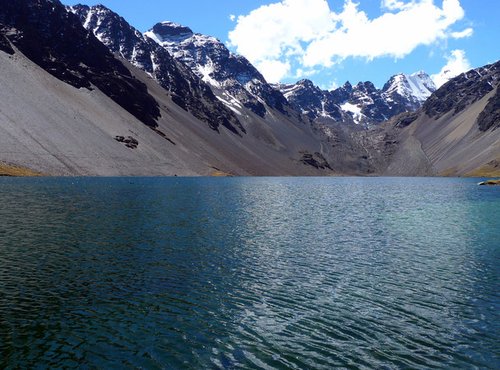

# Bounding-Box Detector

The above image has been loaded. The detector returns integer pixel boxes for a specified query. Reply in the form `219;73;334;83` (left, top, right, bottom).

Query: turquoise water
0;177;498;369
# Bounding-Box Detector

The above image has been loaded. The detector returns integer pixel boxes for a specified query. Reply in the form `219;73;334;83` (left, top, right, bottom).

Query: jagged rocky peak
355;81;377;94
145;20;289;117
297;79;316;88
69;3;244;135
275;79;319;98
383;71;436;105
342;81;353;91
277;70;437;125
272;79;346;122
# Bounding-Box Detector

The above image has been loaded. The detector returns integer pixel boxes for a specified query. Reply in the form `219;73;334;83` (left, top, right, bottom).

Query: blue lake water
0;177;498;369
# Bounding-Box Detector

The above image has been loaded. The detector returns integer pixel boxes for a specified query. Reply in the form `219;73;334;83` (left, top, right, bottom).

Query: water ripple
0;177;498;368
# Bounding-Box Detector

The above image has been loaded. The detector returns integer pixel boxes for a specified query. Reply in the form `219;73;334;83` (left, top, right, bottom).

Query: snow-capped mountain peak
145;21;289;117
276;71;437;125
69;4;244;134
383;71;436;104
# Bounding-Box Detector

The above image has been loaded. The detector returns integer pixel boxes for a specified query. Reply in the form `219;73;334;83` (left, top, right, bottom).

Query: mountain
0;0;497;177
277;80;348;122
68;4;243;135
0;0;161;127
384;61;500;176
276;72;436;125
0;0;333;176
144;21;289;118
383;71;436;107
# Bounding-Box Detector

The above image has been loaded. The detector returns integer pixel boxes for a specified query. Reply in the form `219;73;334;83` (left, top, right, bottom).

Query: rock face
276;72;436;125
0;0;160;127
477;88;500;132
424;61;500;131
69;4;243;134
277;80;347;122
144;22;289;118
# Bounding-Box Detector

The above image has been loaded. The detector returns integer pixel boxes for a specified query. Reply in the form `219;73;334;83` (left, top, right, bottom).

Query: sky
66;0;499;89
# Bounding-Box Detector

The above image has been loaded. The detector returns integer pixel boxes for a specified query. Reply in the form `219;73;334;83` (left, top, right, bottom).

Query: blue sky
67;0;499;89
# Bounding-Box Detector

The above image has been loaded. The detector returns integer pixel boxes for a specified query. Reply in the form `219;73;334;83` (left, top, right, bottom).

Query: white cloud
228;0;470;82
229;14;236;22
295;68;319;79
381;0;417;11
258;60;292;82
451;27;473;38
431;49;471;87
320;80;339;91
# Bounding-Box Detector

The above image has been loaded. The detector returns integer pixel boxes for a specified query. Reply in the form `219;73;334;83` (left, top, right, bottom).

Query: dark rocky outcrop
0;33;14;54
392;111;420;128
114;135;139;149
477;88;500;131
0;0;161;128
300;151;332;170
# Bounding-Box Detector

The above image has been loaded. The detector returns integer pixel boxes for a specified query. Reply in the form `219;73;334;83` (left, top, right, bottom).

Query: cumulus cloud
431;49;471;87
228;0;471;82
258;60;292;83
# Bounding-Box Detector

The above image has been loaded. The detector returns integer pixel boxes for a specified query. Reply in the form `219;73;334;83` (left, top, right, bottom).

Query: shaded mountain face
145;22;289;118
276;80;346;122
0;0;160;127
276;72;436;125
69;4;243;134
424;61;500;131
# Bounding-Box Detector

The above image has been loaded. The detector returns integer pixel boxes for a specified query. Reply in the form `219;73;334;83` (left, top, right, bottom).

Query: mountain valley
0;0;498;177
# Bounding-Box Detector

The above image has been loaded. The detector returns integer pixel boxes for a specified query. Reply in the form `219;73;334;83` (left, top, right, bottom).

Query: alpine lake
0;177;498;369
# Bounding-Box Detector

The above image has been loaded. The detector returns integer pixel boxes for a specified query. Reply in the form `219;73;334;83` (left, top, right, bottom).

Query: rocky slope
144;22;289;118
424;62;500;131
384;61;500;177
276;72;436;125
0;0;160;127
68;4;243;134
0;0;497;177
0;0;335;176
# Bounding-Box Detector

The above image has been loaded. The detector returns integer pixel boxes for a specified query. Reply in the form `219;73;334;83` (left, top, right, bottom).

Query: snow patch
216;96;242;115
341;102;364;124
197;61;221;89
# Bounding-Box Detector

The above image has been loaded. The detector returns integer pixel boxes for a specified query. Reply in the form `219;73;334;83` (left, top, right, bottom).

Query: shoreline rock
478;179;500;186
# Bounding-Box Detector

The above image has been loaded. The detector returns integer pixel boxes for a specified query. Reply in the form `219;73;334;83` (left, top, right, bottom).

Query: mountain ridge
68;4;244;135
0;0;498;177
144;20;290;118
275;71;436;125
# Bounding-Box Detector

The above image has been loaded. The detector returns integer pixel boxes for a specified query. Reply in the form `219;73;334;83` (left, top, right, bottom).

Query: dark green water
0;177;498;369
